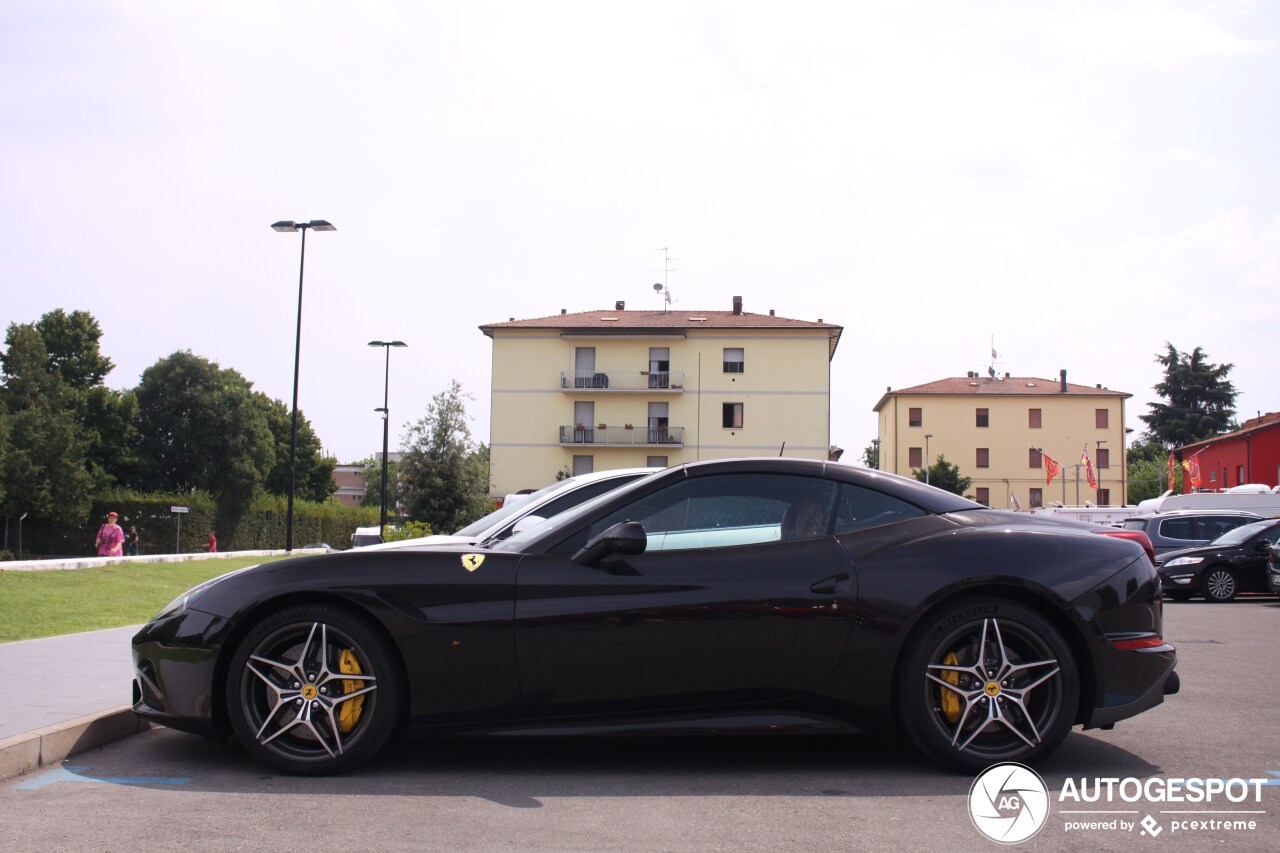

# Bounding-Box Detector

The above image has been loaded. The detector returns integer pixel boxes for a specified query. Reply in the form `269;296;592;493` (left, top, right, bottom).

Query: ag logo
968;763;1049;844
461;554;485;572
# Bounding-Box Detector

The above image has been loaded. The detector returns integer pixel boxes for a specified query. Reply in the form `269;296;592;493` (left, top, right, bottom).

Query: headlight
1164;556;1203;567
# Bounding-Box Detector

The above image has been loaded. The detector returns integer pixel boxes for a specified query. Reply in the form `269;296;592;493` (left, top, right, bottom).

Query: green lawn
0;556;286;643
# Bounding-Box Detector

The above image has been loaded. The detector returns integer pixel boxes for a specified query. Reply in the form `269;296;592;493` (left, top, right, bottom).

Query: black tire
226;604;403;775
1201;566;1238;602
1164;591;1193;602
896;598;1079;773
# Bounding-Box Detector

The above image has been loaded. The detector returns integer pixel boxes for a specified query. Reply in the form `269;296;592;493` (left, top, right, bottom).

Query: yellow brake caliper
338;649;366;733
940;651;962;723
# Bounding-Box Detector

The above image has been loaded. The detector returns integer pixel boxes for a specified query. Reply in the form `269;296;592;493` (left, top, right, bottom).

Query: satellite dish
653;283;664;292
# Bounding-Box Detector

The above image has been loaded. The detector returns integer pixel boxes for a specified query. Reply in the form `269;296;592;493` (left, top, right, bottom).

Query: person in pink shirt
95;512;125;556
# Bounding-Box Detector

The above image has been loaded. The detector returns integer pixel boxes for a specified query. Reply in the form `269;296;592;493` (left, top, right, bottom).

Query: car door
513;472;858;718
1231;522;1280;592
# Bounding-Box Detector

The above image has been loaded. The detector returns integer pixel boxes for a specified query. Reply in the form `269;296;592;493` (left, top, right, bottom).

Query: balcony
559;425;685;446
559;370;685;392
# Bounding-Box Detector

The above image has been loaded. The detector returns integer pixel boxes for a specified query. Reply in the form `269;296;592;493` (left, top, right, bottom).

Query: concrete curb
0;706;150;782
1;548;329;572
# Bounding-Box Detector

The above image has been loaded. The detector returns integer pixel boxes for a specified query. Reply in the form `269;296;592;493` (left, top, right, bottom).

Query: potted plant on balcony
597;423;607;431
624;423;634;430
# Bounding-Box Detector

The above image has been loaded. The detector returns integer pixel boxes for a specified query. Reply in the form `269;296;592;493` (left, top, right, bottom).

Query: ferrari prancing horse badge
462;554;485;572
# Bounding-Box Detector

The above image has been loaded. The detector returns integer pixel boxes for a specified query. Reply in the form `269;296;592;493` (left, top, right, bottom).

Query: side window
1199;516;1251;540
1159;518;1195;541
832;483;925;534
723;348;745;373
587;474;836;552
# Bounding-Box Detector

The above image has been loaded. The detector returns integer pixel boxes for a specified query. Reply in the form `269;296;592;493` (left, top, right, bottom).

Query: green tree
912;454;972;496
361;457;404;515
0;324;99;526
129;351;276;513
1125;438;1179;504
256;393;337;502
34;309;114;389
399;381;492;533
1139;344;1238;448
861;440;880;469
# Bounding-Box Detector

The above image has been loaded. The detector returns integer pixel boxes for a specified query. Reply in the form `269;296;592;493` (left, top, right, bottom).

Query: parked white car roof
358;467;661;551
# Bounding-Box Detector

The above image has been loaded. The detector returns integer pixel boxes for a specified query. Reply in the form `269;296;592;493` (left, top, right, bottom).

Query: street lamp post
271;219;335;552
369;340;407;537
924;433;933;484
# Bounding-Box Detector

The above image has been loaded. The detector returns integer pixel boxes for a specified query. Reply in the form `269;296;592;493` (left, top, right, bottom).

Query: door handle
810;572;850;595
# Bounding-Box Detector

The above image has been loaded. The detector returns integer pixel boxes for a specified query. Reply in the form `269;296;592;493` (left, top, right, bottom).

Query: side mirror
510;515;547;537
1255;540;1271;552
573;521;647;566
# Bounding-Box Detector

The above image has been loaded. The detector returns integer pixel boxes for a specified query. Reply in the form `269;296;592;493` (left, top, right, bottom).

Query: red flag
1044;453;1060;485
1082;446;1097;490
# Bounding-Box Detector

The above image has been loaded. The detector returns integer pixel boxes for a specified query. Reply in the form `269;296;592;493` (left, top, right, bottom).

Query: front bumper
131;609;232;738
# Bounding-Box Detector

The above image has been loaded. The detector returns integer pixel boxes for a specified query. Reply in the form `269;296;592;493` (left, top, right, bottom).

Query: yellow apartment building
480;298;843;496
873;370;1131;508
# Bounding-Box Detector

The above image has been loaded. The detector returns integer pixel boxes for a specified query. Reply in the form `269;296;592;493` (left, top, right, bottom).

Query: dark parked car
133;458;1177;776
1157;518;1280;602
1120;510;1263;557
1268;543;1280;594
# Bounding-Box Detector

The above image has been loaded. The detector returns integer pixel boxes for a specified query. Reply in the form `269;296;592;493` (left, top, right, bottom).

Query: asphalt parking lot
4;598;1278;852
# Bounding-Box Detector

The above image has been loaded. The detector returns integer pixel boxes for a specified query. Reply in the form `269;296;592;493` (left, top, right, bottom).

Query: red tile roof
873;375;1130;411
1177;411;1280;453
480;309;843;358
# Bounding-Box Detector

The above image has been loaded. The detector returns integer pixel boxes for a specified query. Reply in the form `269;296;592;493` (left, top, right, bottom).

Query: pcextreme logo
969;763;1050;844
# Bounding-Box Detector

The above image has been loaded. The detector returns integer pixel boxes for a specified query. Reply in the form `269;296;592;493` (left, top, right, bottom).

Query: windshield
1211;519;1276;546
452;479;577;536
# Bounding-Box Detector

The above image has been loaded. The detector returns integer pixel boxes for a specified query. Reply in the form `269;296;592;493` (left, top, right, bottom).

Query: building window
648;347;670;388
1029;408;1042;429
646;456;668;467
722;402;743;429
909;447;922;468
976;448;990;468
975;487;990;506
723;347;744;373
909;407;922;428
1098;488;1111;506
572;455;593;476
1210;469;1217;483
1237;465;1245;484
1029;448;1042;469
1029;488;1043;508
1096;408;1109;429
1097;448;1110;469
976;408;989;428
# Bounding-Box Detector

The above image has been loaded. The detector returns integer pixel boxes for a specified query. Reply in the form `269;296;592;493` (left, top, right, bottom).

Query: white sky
3;1;1277;467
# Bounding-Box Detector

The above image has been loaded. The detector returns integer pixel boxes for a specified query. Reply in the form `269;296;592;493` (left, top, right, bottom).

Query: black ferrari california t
132;458;1179;775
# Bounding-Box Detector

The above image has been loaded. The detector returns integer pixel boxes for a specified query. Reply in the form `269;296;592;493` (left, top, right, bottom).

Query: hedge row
15;491;378;558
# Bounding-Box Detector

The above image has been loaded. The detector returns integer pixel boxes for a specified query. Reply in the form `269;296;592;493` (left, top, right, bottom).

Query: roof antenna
651;247;676;312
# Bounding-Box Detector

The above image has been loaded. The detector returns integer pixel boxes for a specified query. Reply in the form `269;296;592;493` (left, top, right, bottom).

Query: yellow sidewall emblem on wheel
301;684;318;700
985;681;1001;697
462;554;485;572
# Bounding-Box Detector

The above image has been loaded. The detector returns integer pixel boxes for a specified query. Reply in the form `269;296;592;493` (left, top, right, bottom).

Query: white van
350;526;383;548
1135;486;1280;517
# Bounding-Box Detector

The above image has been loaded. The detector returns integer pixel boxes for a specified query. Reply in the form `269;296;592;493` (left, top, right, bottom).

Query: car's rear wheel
226;604;403;775
896;598;1078;773
1201;566;1237;602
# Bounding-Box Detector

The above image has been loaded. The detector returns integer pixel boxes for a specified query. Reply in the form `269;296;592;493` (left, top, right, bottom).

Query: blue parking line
16;765;189;790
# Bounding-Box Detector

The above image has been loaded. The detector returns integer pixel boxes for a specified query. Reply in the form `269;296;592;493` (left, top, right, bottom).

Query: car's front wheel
1201;566;1238;602
226;604;403;775
896;598;1079;773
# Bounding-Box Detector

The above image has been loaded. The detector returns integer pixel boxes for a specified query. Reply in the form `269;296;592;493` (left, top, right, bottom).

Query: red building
1176;412;1280;492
